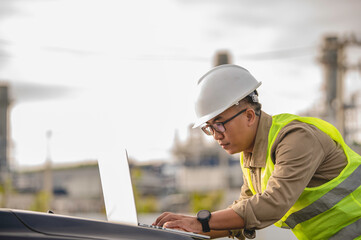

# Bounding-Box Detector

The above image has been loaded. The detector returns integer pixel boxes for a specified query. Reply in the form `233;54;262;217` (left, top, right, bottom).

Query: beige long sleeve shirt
229;111;347;233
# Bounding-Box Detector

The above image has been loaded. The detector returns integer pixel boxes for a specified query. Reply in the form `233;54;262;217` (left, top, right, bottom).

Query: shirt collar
243;110;272;168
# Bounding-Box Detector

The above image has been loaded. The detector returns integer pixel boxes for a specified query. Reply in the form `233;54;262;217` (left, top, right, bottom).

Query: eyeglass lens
201;108;248;136
202;123;225;135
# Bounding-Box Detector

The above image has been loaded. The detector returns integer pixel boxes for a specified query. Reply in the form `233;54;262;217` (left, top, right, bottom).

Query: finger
155;212;181;226
157;213;179;226
163;221;180;229
153;212;171;226
158;213;189;227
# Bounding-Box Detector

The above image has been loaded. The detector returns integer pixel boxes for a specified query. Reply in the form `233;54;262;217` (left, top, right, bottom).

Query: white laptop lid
98;148;138;225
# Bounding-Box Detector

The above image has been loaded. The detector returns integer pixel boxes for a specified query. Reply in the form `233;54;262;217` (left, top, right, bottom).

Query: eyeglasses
201;108;247;136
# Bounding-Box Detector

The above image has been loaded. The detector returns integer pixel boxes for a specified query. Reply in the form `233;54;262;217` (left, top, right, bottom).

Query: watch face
198;210;210;219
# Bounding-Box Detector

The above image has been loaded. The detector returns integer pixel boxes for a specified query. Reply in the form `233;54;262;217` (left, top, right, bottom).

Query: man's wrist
196;210;211;232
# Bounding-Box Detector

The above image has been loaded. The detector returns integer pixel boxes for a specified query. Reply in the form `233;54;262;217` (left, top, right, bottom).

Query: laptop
98;147;210;239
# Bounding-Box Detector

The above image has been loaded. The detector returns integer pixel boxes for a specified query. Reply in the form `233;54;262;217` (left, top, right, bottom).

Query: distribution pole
0;85;10;184
43;130;53;210
0;85;11;207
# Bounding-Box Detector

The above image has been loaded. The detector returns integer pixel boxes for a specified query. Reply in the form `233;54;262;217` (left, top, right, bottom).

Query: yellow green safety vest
241;113;361;240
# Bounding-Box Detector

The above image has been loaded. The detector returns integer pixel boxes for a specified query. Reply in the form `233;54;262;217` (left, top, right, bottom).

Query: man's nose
213;130;224;140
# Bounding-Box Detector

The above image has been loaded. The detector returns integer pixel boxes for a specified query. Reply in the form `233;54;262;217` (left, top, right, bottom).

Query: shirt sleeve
229;174;254;207
227;171;253;238
231;123;326;229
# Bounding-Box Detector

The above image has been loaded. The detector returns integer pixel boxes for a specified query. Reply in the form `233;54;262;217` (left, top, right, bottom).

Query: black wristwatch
196;210;211;232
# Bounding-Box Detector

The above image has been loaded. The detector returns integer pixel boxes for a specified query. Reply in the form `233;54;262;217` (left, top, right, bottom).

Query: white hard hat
193;64;262;128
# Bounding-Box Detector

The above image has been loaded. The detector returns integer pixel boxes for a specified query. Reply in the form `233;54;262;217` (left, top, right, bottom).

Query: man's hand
153;208;245;237
153;212;203;233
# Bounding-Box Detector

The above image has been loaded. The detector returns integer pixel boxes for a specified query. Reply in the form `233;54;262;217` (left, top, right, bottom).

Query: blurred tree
0;184;4;207
190;190;224;213
30;191;51;212
131;167;158;213
0;177;12;208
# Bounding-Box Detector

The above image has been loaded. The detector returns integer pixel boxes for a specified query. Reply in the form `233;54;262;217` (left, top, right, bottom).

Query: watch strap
200;220;210;232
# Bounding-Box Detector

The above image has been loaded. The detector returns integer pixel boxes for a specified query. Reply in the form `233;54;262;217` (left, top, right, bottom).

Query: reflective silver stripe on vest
285;164;361;229
329;217;361;240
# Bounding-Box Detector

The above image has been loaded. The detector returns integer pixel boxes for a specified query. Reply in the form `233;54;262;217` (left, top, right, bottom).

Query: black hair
241;90;262;116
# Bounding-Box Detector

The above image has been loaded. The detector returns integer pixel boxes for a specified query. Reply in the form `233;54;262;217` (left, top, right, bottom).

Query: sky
0;0;360;167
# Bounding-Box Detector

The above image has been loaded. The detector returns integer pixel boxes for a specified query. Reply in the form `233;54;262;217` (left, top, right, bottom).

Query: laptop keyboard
138;223;167;230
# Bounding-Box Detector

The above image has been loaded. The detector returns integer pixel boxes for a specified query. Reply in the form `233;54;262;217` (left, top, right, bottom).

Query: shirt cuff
228;229;245;240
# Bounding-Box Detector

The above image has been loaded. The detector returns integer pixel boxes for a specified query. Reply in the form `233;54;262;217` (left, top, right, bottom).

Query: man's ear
246;109;256;125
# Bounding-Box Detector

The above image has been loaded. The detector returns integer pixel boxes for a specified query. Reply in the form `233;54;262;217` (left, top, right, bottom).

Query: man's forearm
210;208;245;230
156;208;245;235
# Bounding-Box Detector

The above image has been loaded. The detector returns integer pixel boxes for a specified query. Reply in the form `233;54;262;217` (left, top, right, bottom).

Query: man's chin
220;144;240;154
223;147;242;155
224;148;235;155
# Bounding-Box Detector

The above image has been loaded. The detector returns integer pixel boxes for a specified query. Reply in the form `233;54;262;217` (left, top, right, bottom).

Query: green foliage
0;177;14;208
30;191;51;212
131;167;143;179
135;194;158;213
190;190;224;213
0;184;4;208
131;167;158;213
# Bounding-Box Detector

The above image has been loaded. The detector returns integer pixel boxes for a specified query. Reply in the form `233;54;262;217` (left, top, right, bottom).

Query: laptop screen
98;148;138;225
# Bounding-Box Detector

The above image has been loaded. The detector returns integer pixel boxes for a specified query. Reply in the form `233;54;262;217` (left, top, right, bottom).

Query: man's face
206;105;257;154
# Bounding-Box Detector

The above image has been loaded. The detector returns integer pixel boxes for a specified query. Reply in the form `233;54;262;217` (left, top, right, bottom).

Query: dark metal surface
0;208;196;240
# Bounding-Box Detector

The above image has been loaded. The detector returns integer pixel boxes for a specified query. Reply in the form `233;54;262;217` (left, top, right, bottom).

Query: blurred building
213;50;232;66
10;158;177;215
131;160;176;196
172;126;242;193
11;161;104;215
305;34;361;153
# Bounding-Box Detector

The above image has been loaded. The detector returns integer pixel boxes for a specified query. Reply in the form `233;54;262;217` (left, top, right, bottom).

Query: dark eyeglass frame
201;108;248;136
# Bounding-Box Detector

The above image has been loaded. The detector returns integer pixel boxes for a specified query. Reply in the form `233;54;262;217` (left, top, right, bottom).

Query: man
154;64;361;239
